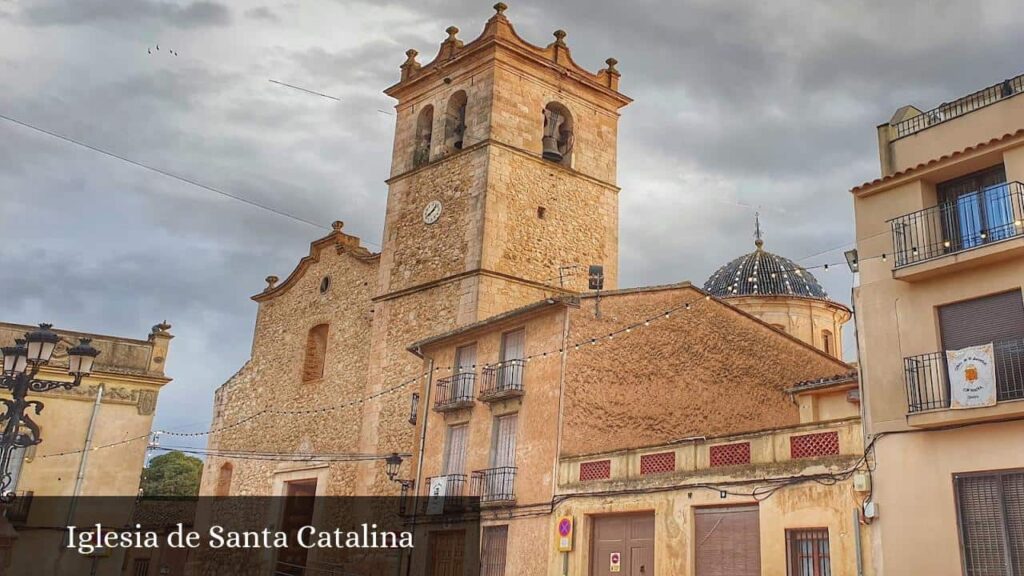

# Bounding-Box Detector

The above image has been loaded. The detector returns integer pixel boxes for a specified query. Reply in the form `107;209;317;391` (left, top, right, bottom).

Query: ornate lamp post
0;324;100;497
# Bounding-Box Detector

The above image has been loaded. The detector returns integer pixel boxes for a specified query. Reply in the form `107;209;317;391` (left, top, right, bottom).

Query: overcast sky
2;0;1022;449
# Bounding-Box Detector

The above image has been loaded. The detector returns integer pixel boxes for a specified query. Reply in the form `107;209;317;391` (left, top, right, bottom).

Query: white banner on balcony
947;343;997;409
425;476;448;515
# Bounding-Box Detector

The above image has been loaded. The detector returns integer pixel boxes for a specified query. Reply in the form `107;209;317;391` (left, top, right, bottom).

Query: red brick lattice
579;460;611;481
790;431;840;459
709;442;751;467
640;452;676;475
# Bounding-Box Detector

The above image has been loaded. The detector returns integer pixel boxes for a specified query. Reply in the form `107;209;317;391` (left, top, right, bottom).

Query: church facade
200;5;870;576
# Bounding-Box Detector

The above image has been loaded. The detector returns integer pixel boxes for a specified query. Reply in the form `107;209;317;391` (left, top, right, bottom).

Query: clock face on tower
422;200;442;225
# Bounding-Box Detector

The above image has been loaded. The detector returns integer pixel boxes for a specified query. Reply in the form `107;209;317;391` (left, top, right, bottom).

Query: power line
269;79;342;101
0;112;330;231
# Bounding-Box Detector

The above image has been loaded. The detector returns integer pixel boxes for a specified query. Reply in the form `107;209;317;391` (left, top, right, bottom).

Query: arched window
822;330;834;356
413;105;434;168
444;90;468;153
215;462;233;496
302;324;329;382
542;102;574;166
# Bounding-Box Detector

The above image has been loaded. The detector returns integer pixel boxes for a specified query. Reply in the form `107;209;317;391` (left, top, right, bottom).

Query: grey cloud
244;6;280;22
22;0;231;28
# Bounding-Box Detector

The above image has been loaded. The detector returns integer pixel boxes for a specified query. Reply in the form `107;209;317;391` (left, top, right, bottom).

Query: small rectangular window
786;528;831;576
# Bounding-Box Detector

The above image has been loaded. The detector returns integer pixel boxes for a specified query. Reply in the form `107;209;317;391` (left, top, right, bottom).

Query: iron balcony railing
889;182;1024;268
470;467;516;503
424;473;467;498
892;74;1024;139
419;474;471;514
433;372;475;411
905;337;1024;412
480;359;525;400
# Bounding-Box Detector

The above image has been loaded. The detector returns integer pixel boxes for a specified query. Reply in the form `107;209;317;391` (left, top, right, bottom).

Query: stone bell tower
356;3;631;493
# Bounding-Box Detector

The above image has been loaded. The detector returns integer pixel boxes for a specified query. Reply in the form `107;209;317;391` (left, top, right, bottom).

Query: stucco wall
561;286;851;457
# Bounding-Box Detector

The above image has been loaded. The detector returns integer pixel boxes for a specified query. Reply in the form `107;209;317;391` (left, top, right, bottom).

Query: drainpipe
404;354;434;576
68;384;104;524
853;507;864;576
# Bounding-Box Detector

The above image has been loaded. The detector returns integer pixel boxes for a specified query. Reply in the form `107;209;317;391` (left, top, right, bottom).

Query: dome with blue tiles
703;217;830;300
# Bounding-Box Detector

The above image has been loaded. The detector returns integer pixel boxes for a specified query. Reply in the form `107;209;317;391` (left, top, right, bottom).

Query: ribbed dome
703;230;829;300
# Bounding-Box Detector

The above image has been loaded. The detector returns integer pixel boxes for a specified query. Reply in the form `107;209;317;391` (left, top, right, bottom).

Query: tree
140;451;203;497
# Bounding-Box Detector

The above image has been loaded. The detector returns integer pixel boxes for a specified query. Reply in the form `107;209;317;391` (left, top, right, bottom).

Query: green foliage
141;451;203;497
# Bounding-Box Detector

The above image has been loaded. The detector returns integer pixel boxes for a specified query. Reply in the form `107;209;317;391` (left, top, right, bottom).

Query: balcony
470;467;516;505
479;359;525;402
904;337;1024;426
420;474;469;514
892;74;1024;139
433;373;475;412
889;182;1024;276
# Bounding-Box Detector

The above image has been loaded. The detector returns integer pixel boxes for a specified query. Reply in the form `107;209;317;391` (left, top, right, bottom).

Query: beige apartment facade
405;282;867;575
853;73;1024;575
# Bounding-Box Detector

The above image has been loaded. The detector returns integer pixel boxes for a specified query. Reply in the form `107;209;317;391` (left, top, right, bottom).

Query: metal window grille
480;359;525;399
579;460;611;481
481;525;509;576
790;432;839;459
132;558;151;576
786;528;831;576
640;452;676;475
956;470;1024;576
710;442;752;467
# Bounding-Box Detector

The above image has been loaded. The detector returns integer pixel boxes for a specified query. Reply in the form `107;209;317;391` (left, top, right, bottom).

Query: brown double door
591;512;654;576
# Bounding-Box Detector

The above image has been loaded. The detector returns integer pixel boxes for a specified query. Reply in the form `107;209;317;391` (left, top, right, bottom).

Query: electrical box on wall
863;501;879;519
853;471;871;492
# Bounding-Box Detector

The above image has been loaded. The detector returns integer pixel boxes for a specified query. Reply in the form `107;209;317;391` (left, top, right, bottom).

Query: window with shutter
481;525;509;576
939;291;1024;402
956;469;1024;576
443;425;468;476
695;505;760;576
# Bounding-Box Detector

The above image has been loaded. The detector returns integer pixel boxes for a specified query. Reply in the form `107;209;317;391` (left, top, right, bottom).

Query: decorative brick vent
579;460;611;481
709;442;751;467
790;431;840;459
640;452;675;475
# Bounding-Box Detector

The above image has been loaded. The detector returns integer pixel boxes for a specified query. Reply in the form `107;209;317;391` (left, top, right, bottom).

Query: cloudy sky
1;0;1022;447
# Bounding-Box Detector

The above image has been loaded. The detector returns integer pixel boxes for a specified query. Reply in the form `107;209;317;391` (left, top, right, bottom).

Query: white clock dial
422;200;442;224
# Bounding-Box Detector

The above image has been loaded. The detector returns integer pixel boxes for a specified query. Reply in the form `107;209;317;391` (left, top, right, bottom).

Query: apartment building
853;73;1024;575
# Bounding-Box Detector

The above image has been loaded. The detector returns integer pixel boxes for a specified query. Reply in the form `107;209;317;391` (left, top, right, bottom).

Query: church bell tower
357;3;631;493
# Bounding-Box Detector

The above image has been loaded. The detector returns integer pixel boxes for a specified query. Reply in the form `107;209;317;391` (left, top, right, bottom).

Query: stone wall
199;240;377;496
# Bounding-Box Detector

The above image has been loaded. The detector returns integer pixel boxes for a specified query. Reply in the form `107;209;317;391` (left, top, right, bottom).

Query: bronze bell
542;135;563;161
542;108;565;161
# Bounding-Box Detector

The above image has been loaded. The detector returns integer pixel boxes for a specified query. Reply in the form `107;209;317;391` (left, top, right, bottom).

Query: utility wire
0;112;329;231
268;79;342;101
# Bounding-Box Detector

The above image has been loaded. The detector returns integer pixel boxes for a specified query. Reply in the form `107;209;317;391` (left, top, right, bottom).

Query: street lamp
0;324;100;498
385;453;403;482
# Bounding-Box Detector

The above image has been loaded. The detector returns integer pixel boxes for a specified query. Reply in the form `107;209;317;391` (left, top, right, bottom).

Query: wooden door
429;530;465;576
694;505;760;576
276;479;317;575
590;513;654;576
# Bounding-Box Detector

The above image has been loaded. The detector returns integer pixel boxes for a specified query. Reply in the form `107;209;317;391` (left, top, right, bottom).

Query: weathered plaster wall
561;286;851;457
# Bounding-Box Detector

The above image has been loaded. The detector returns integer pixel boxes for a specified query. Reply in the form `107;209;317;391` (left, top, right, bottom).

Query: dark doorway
275;479;317;575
